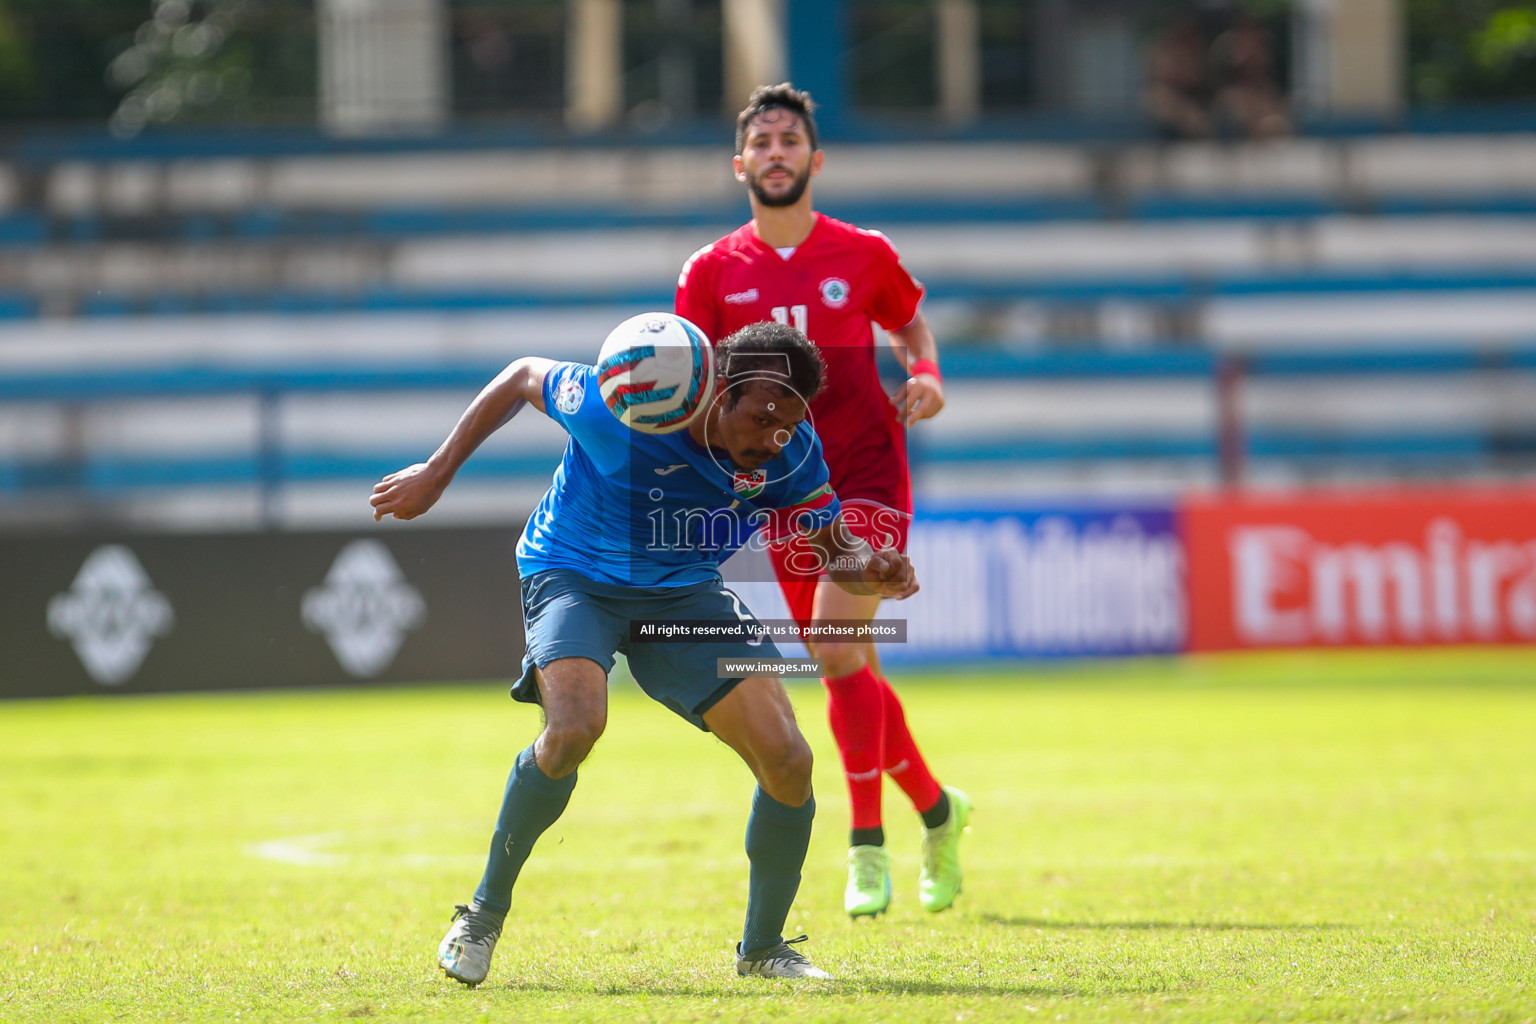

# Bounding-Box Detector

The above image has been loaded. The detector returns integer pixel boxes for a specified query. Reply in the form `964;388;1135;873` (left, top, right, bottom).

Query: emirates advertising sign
1184;489;1536;650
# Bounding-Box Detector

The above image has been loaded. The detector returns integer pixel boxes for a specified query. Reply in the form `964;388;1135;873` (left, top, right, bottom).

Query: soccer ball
596;312;716;434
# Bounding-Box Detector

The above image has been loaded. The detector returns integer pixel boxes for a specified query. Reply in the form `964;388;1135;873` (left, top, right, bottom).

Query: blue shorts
513;568;782;731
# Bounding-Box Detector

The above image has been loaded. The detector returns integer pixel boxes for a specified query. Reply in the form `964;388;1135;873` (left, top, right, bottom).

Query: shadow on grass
487;978;1161;999
982;914;1349;932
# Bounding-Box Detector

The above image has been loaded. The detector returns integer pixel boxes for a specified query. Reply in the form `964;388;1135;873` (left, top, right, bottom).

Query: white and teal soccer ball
596;312;716;434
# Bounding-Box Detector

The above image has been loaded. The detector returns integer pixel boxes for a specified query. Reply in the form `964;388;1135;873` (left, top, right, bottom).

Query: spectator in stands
462;14;515;100
1143;17;1215;139
1212;14;1292;138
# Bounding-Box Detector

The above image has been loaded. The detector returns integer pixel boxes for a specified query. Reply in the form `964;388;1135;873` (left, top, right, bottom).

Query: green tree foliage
0;0;313;129
1408;0;1536;102
105;0;315;135
0;4;37;97
0;0;145;122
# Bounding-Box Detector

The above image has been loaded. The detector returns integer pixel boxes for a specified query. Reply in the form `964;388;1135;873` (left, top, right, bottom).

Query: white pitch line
244;826;737;872
246;832;353;867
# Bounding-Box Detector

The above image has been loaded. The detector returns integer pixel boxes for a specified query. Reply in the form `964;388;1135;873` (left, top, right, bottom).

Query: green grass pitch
3;649;1534;1023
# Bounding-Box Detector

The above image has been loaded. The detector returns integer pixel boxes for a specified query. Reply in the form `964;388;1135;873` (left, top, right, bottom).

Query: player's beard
746;162;812;208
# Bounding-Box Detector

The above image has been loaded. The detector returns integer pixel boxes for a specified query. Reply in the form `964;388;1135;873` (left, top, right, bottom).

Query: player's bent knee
760;733;814;807
538;714;606;774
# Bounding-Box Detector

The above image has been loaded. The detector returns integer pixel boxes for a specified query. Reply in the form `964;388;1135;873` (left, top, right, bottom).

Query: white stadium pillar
936;0;981;125
567;0;624;132
318;0;449;136
1294;0;1403;118
723;0;786;111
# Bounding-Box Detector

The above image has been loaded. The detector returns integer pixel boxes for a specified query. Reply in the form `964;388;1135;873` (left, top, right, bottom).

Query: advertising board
725;504;1186;663
1;527;524;698
1185;489;1536;650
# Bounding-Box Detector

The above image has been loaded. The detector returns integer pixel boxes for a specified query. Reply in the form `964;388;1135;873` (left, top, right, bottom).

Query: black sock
470;902;507;926
920;791;950;830
850;826;885;848
741;787;815;956
473;744;577;913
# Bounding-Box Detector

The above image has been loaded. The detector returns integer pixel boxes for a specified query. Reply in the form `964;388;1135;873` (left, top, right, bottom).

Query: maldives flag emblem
733;468;767;498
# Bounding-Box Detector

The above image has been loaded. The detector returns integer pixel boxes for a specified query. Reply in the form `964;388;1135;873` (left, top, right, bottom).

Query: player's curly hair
735;83;818;155
715;320;825;410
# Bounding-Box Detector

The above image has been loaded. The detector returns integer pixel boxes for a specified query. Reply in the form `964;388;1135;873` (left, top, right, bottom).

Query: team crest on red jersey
819;277;851;309
733;468;767;499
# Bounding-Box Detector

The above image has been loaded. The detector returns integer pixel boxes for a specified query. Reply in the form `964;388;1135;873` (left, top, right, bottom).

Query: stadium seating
2;132;1536;528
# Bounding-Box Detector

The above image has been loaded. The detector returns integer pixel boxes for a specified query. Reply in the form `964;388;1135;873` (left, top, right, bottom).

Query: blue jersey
517;361;842;586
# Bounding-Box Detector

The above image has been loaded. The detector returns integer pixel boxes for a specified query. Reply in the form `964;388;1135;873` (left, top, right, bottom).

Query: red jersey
675;214;924;512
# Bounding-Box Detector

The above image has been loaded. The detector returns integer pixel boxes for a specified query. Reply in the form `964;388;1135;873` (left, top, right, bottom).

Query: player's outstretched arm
803;519;919;600
371;357;555;521
888;312;945;428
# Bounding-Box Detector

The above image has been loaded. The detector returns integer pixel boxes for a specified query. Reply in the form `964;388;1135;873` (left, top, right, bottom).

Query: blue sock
740;786;815;956
473;743;577;913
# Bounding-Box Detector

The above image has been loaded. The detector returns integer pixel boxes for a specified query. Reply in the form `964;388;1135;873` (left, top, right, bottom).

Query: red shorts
768;496;912;630
772;414;912;629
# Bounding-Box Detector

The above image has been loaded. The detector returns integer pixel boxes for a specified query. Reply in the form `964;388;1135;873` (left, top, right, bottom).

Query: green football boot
918;787;972;913
844;844;892;918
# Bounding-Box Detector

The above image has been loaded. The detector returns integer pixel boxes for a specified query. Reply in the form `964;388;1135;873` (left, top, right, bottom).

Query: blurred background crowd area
2;0;1536;534
3;0;1535;136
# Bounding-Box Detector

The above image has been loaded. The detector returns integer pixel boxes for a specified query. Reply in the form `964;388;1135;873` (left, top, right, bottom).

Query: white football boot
735;934;834;979
437;902;504;986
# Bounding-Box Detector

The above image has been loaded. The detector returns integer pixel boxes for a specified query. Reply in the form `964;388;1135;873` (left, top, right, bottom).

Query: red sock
823;666;886;830
878;677;943;814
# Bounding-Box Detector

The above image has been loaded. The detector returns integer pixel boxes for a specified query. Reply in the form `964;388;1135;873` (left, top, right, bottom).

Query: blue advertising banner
722;503;1186;664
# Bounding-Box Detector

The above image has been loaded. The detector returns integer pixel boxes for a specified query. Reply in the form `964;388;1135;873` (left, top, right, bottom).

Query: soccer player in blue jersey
370;318;918;985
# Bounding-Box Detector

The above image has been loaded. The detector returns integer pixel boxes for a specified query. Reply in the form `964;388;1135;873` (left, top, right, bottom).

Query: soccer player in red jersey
676;83;970;918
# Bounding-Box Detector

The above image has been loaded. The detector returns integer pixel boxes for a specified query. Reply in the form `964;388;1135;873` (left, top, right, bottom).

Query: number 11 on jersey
771;305;808;332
